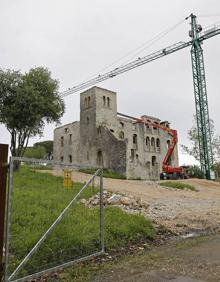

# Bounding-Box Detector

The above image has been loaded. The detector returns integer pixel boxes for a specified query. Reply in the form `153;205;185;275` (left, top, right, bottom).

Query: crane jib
60;26;220;98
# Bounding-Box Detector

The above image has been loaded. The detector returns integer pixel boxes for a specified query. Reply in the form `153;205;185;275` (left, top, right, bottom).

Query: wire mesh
4;157;104;282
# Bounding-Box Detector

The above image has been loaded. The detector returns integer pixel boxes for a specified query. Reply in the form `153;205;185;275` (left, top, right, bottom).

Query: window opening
84;97;88;108
133;134;137;144
107;97;110;107
152;156;156;166
61;136;64;147
119;131;124;139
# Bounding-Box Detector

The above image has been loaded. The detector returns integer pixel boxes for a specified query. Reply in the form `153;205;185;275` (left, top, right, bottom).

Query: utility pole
189;13;214;180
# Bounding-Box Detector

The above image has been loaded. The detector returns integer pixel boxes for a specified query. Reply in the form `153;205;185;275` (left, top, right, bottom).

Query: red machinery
135;117;186;179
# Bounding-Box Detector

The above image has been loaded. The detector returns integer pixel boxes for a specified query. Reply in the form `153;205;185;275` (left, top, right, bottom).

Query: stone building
53;86;179;180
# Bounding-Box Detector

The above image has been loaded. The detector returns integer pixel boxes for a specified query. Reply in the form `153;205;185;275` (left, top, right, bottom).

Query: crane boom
60;26;220;98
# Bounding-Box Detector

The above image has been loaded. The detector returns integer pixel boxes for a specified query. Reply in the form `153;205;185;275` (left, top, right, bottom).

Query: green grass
160;181;196;191
8;166;155;280
79;168;126;179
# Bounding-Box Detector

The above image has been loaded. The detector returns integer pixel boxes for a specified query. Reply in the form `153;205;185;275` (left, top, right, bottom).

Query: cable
121;19;186;64
81;18;186;82
198;14;220;18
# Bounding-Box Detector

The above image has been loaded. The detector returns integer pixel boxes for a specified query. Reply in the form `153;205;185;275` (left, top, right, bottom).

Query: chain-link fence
4;157;104;282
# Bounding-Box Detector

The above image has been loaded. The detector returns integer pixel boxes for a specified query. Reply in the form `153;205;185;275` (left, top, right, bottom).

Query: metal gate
4;157;104;282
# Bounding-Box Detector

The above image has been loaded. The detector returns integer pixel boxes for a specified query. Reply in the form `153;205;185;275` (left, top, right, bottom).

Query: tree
181;115;220;163
34;140;53;154
186;165;203;179
0;67;65;158
23;146;47;159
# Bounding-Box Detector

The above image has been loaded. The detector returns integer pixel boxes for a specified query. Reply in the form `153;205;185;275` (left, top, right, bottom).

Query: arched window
97;150;103;166
88;96;91;107
156;138;160;147
146;136;150;151
60;156;63;162
84;97;88;108
151;137;155;151
146;136;150;146
61;136;64;147
119;131;124;139
133;134;137;144
152;156;156;166
69;155;72;163
107;97;110;107
103;96;106;106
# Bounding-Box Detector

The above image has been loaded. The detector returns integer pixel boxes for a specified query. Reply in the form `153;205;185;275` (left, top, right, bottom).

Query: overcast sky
0;0;220;164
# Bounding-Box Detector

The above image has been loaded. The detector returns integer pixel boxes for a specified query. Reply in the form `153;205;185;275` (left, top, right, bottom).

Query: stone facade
53;86;179;180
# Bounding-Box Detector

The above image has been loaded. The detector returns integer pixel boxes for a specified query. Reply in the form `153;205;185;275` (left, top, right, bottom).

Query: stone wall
53;122;80;164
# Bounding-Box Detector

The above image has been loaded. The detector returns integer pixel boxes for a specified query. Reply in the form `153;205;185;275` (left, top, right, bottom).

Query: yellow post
63;169;73;188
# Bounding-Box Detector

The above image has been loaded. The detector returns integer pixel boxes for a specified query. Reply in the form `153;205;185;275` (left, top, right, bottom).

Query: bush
23;146;47;159
186;165;203;178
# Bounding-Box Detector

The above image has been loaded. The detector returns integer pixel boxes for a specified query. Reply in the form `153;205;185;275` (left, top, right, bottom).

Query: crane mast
190;14;214;179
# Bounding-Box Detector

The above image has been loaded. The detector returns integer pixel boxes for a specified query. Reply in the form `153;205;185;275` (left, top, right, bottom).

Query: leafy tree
0;67;65;158
23;146;47;159
34;140;53;154
186;165;203;178
181;115;220;163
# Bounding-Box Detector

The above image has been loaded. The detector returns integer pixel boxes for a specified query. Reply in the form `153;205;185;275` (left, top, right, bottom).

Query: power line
77;19;186;83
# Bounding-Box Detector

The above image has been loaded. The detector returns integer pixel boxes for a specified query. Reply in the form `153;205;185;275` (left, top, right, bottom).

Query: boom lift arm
135;117;184;176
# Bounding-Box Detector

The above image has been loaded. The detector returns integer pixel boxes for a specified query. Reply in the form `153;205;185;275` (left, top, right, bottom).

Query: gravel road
70;171;220;233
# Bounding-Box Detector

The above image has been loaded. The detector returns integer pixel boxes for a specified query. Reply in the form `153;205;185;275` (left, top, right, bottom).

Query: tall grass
8;166;155;280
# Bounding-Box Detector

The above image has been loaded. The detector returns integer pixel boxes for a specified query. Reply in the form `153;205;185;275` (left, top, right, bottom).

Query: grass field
79;168;126;179
8;165;155;280
160;181;196;191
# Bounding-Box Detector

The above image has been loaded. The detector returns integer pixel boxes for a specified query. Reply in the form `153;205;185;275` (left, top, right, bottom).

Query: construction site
56;13;219;181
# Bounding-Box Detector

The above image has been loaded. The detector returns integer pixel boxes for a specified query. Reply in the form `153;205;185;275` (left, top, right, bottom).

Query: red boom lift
135;117;187;180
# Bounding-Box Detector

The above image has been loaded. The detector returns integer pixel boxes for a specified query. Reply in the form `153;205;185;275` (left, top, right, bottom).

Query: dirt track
93;234;220;282
70;171;220;233
44;169;220;233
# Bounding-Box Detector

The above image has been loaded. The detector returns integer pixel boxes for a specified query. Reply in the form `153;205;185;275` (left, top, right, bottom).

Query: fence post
0;144;8;281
